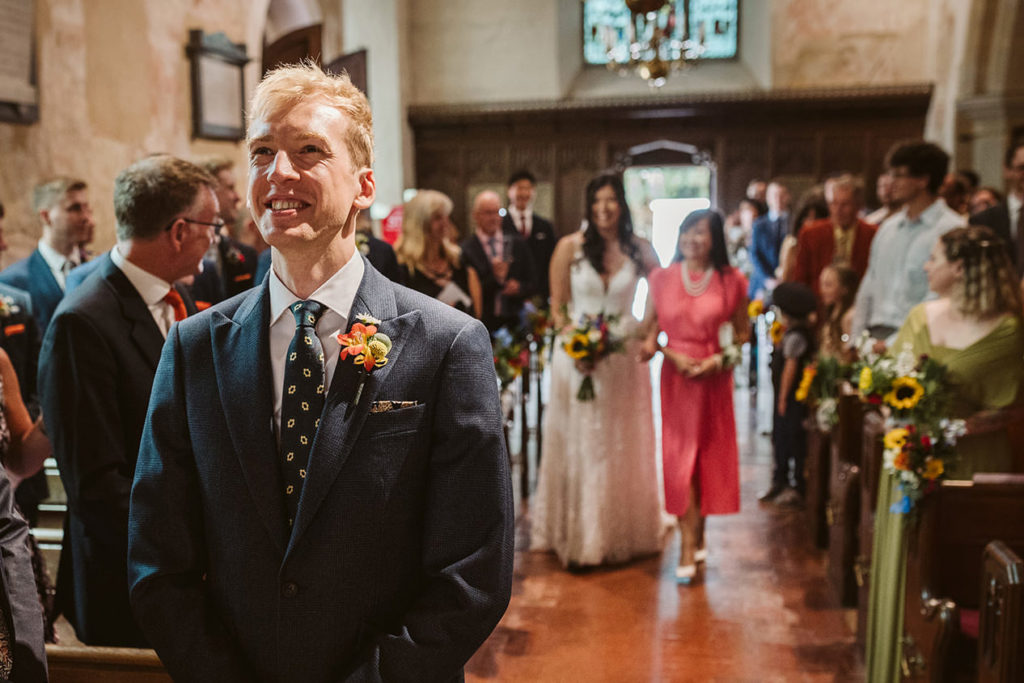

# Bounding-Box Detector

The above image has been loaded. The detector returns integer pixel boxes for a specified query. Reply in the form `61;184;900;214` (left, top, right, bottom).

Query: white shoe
694;547;707;564
675;564;696;585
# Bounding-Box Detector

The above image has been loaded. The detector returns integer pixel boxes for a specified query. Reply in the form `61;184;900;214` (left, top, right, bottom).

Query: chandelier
599;0;706;88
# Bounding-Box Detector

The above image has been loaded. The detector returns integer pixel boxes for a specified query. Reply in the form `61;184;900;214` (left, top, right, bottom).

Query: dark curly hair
582;174;643;275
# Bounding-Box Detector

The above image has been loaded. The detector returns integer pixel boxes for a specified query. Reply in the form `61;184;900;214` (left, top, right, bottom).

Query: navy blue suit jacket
502;212;555;301
128;259;513;682
39;256;196;646
0;249;64;334
749;214;787;299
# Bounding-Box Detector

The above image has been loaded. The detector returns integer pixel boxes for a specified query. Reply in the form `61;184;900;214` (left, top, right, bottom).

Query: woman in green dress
865;225;1024;681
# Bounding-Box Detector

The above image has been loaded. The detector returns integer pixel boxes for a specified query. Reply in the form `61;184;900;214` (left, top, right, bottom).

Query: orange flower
922;458;944;480
338;321;391;371
892;450;911;471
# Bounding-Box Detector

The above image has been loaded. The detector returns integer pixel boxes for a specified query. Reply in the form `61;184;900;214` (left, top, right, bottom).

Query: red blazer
791;218;878;297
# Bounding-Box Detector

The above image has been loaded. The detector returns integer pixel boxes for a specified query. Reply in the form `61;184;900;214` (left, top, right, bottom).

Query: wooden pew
46;645;170;682
804;422;831;549
826;392;863;607
978;540;1023;683
900;476;1024;681
856;409;886;651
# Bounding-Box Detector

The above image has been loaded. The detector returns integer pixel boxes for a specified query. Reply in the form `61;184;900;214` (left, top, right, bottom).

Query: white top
507;206;533;238
268;253;365;433
37;240;81;291
110;245;178;338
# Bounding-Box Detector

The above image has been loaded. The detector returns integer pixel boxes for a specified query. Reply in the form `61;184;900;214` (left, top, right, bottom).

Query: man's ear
353;169;376;210
38;208;51;228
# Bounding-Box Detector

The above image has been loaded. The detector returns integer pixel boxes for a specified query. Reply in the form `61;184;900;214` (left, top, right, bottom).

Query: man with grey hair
39;155;215;647
0;177;95;333
129;62;512;682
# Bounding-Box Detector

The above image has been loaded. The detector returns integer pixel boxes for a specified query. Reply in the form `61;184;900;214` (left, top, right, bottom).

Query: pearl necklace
681;261;713;296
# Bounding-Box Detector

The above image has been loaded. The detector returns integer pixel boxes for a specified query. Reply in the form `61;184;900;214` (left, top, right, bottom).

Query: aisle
467;385;864;682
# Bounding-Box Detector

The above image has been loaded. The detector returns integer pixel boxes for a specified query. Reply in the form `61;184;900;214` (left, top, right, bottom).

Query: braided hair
941;225;1022;317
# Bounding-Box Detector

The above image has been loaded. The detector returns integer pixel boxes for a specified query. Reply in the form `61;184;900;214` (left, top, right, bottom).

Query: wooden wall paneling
820;134;870;178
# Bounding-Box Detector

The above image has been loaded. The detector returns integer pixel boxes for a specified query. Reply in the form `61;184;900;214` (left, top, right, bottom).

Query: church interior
2;0;1024;681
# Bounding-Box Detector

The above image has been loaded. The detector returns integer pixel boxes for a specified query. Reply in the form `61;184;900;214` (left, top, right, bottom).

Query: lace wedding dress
530;254;663;567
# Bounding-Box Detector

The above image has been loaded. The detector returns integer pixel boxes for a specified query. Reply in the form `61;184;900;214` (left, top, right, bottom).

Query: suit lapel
211;282;288;554
29;249;64;304
287;262;420;555
99;259;165;370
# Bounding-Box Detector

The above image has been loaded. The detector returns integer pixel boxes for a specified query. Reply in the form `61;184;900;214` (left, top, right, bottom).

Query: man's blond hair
247;61;374;169
33;177;88;213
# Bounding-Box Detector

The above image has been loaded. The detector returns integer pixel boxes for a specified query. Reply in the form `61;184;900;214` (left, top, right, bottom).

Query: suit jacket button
282;581;299;598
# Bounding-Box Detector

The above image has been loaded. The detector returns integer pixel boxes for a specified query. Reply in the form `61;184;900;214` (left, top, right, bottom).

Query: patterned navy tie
280;300;327;527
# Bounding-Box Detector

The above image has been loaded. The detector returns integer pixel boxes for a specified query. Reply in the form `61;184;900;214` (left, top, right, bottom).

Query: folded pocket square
369;400;420;414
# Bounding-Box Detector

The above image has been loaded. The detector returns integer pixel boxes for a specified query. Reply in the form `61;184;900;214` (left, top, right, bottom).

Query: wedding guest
968;186;1002;215
762;282;817;506
748;180;790;301
852;141;963;349
642;209;748;584
503;170;557;301
969;141;1024;274
198;158;259;301
531;174;662;568
777;185;827;283
866;225;1024;681
817;264;858;361
865;171;900;226
396;189;482;318
460;191;536;332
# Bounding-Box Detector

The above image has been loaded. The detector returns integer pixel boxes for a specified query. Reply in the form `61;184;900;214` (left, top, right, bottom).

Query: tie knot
163;288;188;322
290;300;326;329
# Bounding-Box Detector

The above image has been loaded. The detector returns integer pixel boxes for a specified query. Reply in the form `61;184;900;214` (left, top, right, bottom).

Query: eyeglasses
164;216;226;232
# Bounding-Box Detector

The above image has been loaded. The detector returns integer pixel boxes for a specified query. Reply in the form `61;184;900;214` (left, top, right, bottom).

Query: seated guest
969;141;1024;275
396;189;482;317
198;158;259;301
866;225;1024;681
0;178;95;334
503;170;557;301
791;174;877;297
852;141;964;349
0;457;47;682
461;190;536;332
777;185;827;283
39;155;214;647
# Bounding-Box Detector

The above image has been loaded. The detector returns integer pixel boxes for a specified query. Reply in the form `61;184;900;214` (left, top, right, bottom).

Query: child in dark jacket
763;282;817;506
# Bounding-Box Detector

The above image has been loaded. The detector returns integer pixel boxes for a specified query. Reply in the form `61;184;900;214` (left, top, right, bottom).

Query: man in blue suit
748;179;791;301
128;63;513;681
0;178;95;334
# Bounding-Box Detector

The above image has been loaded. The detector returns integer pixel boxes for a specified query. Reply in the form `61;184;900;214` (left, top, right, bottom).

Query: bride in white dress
530;174;664;568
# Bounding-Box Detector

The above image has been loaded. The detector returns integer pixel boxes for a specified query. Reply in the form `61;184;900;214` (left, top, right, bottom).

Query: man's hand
501;279;521;296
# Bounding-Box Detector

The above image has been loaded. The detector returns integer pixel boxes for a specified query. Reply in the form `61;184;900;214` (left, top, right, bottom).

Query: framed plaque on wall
186;29;250;140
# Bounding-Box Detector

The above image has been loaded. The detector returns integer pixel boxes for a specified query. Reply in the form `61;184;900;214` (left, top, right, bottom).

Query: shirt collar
1008;192;1022;214
268;251;365;328
508;205;531;222
37;240;75;273
110;244;174;305
896;198;947;227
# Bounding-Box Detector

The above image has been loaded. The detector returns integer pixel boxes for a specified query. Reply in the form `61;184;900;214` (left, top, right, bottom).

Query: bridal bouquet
562;312;623;401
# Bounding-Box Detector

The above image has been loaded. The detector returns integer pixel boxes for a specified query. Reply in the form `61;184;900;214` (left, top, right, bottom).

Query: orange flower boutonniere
337;314;392;407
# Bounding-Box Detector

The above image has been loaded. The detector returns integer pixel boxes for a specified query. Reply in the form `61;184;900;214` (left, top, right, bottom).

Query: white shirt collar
268;250;365;329
110;244;174;305
37;239;80;286
1008;192;1022;214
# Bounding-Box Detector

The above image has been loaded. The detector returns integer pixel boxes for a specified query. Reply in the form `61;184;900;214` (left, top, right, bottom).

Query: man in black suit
461;190;537;332
0;178;95;334
128;63;512;681
39;156;213;646
502;169;556;301
969;141;1024;274
198;158;260;301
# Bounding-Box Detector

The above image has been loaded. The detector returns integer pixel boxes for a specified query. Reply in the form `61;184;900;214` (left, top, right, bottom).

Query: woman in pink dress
642;209;749;584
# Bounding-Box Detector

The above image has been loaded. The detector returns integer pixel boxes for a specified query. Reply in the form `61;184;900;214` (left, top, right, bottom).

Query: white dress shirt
110;245;178;337
1008;192;1022;242
37;240;82;291
268;253;365;433
507;206;532;238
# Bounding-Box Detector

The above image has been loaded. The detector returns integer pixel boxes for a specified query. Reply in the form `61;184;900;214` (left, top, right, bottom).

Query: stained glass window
583;0;739;65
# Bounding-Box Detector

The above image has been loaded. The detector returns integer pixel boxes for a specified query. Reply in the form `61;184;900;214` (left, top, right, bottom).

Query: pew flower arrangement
492;326;530;391
882;419;965;514
562;312;623;401
747;299;764;319
795;355;853;431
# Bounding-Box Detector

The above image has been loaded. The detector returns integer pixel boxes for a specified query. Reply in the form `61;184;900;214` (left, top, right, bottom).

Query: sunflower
795;366;816;402
884;376;925;410
747;299;764;319
564;333;591;360
769;320;784;345
922;458;944;480
857;366;873;395
883;427;910;451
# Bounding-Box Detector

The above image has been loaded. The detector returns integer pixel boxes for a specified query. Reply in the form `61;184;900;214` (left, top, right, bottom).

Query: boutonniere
225;243;246;266
0;295;22;319
337;313;392;407
355;232;371;256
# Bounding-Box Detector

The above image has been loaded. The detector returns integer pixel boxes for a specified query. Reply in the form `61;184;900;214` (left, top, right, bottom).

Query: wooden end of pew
978;540;1024;683
46;645;170;682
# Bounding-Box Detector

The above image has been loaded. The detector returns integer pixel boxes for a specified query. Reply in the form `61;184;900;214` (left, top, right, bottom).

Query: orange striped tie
163;288;188;322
